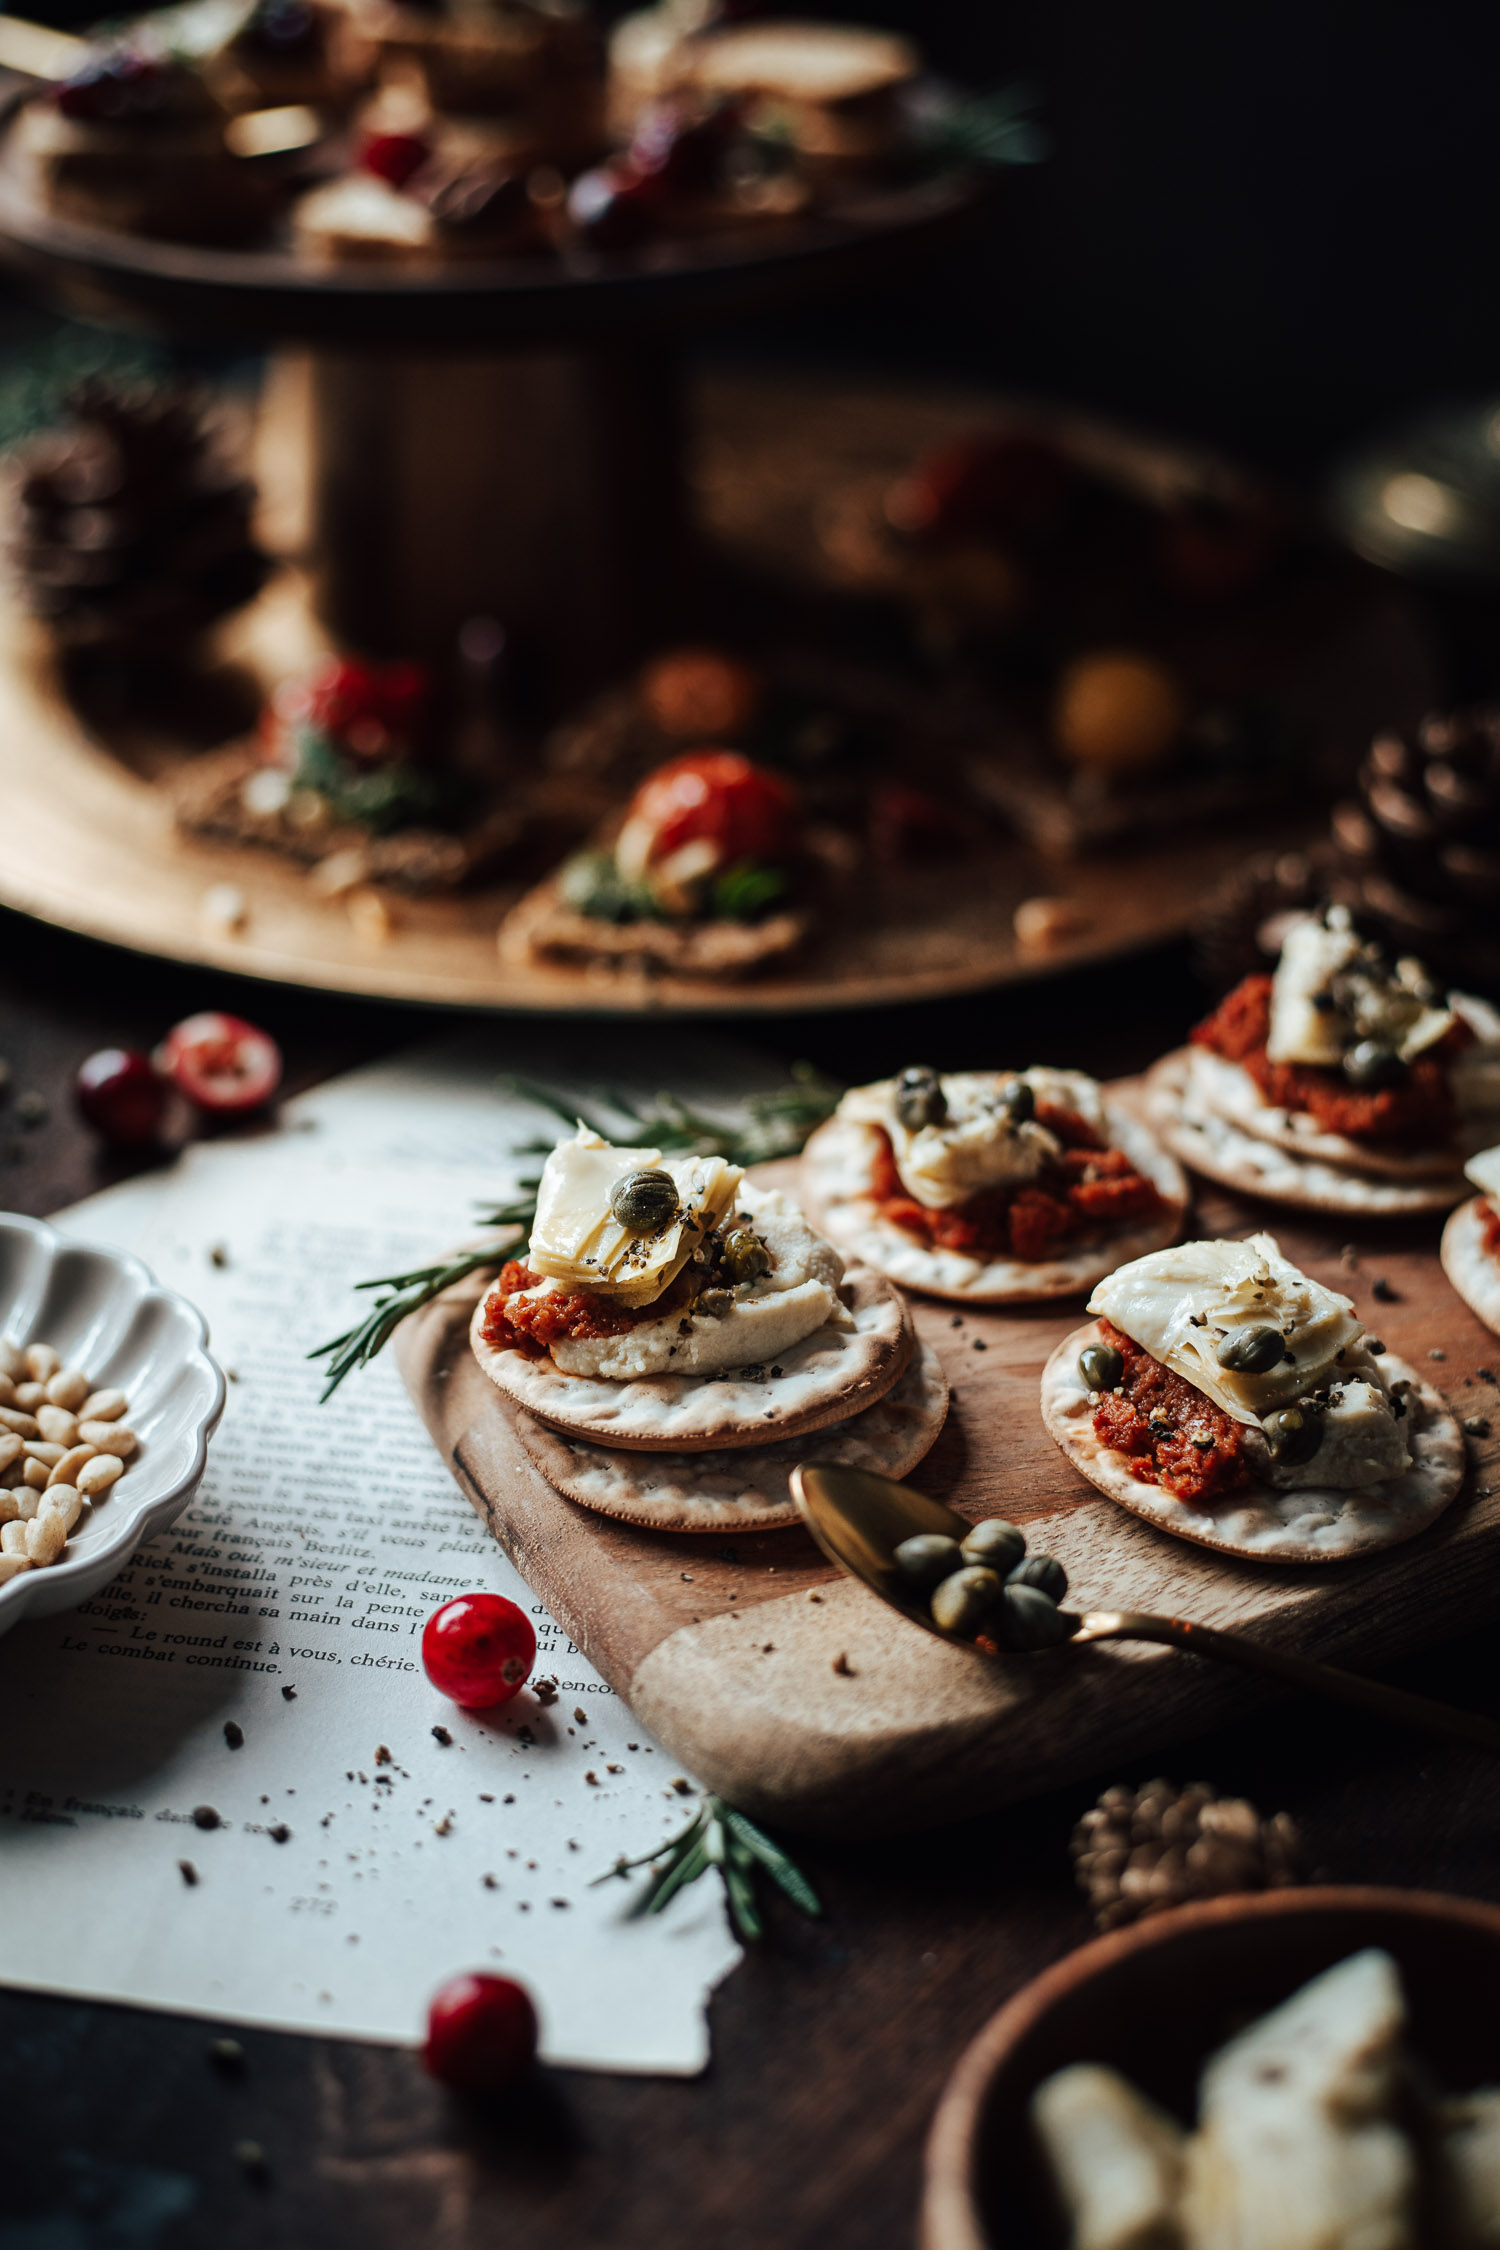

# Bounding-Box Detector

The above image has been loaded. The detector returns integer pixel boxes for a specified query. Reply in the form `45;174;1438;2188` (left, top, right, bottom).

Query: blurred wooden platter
0;372;1441;1014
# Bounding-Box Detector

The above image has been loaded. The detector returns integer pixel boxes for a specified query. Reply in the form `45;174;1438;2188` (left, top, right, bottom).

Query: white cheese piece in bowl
1087;1233;1364;1427
1465;1144;1500;1209
528;1128;741;1307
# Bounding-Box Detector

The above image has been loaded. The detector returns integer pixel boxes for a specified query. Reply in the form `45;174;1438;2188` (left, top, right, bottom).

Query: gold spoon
791;1460;1500;1755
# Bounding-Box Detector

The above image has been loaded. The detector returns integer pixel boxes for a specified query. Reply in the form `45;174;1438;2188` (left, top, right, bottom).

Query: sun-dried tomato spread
869;1110;1164;1264
1193;974;1471;1146
480;1260;697;1358
1090;1318;1249;1502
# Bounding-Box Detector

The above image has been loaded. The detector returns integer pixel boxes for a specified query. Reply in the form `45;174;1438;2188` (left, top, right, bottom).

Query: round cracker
513;1339;949;1530
1182;1046;1490;1182
1441;1195;1500;1338
470;1264;910;1451
1144;1051;1468;1215
1041;1319;1466;1564
799;1097;1187;1304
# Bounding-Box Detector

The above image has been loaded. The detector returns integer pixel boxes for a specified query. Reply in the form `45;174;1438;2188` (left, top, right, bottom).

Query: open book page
0;1039;777;2073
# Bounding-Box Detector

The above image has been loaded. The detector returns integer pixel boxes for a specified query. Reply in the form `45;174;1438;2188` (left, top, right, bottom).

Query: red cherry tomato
424;1972;537;2092
627;752;798;864
74;1048;166;1146
422;1594;536;1709
157;1014;282;1116
360;130;429;190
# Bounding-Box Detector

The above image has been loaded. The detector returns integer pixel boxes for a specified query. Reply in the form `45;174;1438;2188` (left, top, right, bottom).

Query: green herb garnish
309;1066;839;1397
909;78;1048;171
593;1793;820;1944
711;859;789;923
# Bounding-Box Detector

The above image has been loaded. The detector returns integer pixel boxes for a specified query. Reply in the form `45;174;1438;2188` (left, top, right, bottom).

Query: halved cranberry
156;1013;282;1116
75;1048;166;1146
359;131;430;191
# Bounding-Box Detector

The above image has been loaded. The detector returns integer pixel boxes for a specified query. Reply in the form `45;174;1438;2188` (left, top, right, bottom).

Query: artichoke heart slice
1088;1233;1364;1428
528;1128;742;1306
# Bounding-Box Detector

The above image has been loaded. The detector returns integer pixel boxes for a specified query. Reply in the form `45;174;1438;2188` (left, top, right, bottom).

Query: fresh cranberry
272;656;427;758
627;751;798;865
359;131;430;191
74;1048;166;1146
566;165;658;252
156;1013;282;1116
422;1594;536;1709
424;1973;537;2092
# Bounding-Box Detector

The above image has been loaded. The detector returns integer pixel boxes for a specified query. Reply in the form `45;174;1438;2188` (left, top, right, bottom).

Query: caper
1215;1324;1285;1375
1343;1040;1406;1090
893;1533;965;1591
960;1518;1026;1574
1079;1341;1123;1392
720;1225;771;1285
1009;1554;1068;1602
608;1168;680;1233
895;1066;947;1132
1001;1076;1035;1124
1263;1405;1324;1466
930;1565;1003;1638
998;1583;1073;1650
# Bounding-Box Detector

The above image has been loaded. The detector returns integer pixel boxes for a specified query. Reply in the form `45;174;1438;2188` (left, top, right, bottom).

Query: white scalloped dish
0;1212;225;1636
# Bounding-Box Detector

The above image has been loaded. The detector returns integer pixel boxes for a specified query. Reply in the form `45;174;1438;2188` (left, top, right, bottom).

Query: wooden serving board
397;1157;1500;1839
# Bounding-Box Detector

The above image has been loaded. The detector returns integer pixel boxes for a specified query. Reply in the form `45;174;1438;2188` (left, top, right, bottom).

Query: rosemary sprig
593;1794;821;1945
308;1188;538;1400
909;77;1049;171
309;1067;840;1398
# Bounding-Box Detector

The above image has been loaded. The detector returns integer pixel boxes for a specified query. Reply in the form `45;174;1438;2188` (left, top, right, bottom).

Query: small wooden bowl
921;1886;1500;2250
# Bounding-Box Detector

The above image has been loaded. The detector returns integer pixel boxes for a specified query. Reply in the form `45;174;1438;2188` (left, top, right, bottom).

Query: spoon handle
1073;1610;1500;1755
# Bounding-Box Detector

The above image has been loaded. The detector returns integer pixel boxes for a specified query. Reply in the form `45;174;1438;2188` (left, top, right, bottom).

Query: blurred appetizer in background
801;1066;1184;1302
1148;905;1500;1214
171;653;524;892
1041;1232;1464;1562
468;1123;944;1530
500;748;811;976
1441;1145;1500;1338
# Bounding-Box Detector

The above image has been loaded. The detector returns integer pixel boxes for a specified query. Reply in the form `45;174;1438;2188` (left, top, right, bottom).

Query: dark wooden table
4;903;1499;2250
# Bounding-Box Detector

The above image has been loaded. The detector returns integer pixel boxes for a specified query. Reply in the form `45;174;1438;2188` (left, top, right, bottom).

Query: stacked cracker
468;1127;946;1533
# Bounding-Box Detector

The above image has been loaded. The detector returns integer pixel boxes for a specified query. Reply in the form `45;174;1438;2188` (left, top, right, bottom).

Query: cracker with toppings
1039;1234;1465;1562
1144;1053;1468;1215
1440;1147;1500;1337
801;1068;1186;1303
468;1129;910;1449
512;1339;947;1529
1149;908;1500;1212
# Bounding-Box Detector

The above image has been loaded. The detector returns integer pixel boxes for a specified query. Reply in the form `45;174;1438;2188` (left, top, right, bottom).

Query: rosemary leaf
646;1829;711;1914
599;1795;820;1941
722;1805;823;1917
722;1855;764;1943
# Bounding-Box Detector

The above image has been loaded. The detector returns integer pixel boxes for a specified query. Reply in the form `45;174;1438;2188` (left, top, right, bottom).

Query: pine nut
23;1442;65;1468
0;1434;20;1479
35;1406;78;1447
0;1492;19;1523
81;1424;136;1459
0;1522;27;1555
49;1445;96;1488
22;1345;60;1383
0;1340;20;1381
77;1454;123;1498
0;1554;33;1582
26;1512;65;1565
0;1377;14;1409
47;1369;90;1412
13;1384;45;1412
14;1487;40;1519
0;1409;39;1440
20;1459;47;1490
42;1486;83;1535
78;1389;128;1423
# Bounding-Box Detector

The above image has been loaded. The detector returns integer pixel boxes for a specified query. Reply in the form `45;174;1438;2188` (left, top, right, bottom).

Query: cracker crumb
832;1652;854;1677
671;1777;693;1794
269;1824;291;1844
223;1722;244;1750
281;1685;297;1700
431;1726;452;1746
192;1805;221;1831
178;1859;199;1885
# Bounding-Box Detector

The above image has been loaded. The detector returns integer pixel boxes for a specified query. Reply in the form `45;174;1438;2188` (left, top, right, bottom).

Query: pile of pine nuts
0;1340;138;1583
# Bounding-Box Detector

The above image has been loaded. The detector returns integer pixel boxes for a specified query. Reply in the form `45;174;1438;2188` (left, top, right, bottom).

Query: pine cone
1071;1778;1302;1932
1327;708;1500;991
1190;845;1325;992
8;379;268;653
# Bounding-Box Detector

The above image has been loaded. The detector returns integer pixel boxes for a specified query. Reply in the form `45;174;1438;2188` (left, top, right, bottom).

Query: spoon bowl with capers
790;1461;1500;1756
